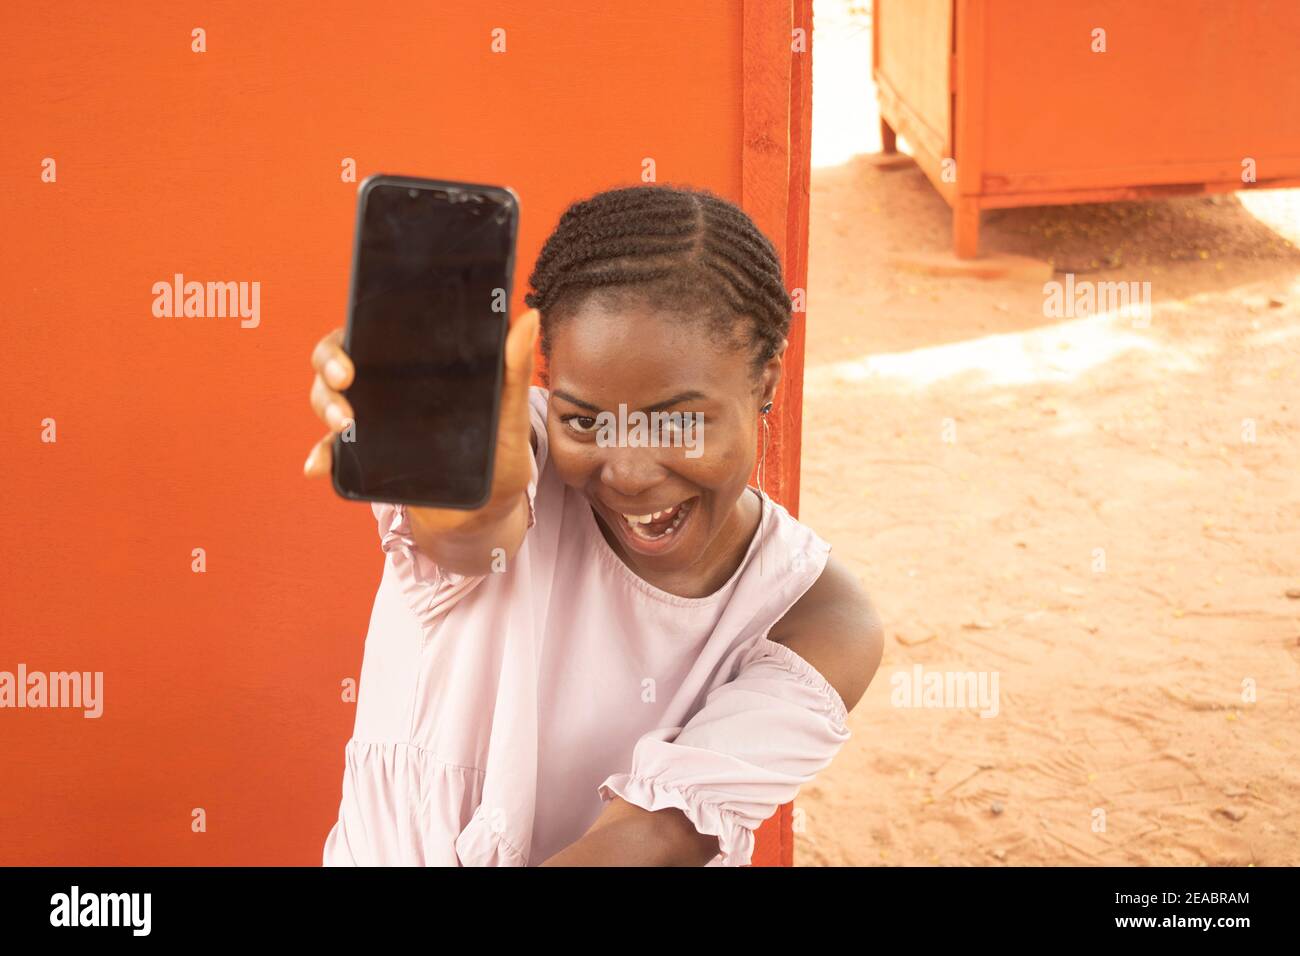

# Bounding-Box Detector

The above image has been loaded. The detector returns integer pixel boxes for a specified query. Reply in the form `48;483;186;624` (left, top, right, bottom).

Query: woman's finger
500;308;539;419
311;328;354;389
311;373;355;431
302;431;335;477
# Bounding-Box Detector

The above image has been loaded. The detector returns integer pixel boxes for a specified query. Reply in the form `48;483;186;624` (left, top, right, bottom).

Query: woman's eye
563;415;599;435
658;414;700;437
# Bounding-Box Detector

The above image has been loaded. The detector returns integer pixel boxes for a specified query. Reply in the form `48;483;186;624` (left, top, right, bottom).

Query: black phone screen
333;177;517;508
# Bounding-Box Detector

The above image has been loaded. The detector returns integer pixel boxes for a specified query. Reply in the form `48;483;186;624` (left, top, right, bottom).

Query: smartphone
332;174;519;509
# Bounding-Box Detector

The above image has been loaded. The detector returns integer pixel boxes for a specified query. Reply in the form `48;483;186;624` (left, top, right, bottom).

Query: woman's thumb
504;307;539;380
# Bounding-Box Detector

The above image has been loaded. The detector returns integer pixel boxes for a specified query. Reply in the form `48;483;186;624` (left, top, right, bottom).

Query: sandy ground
794;1;1300;866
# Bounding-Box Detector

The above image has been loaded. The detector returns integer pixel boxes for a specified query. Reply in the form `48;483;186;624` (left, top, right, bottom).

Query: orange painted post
877;0;1300;258
742;0;815;867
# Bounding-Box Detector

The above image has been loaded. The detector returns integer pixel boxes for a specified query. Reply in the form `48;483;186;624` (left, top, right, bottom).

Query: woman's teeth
622;502;679;524
620;500;692;539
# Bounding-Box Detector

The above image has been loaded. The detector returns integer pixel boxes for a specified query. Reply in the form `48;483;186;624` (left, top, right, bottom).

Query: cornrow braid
523;183;792;382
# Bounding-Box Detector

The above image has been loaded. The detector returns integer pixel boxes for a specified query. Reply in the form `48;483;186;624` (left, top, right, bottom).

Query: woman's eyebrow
644;390;707;413
552;389;707;414
551;390;601;412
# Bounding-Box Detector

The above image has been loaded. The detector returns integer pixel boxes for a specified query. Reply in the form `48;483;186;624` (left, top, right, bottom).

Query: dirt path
795;0;1300;866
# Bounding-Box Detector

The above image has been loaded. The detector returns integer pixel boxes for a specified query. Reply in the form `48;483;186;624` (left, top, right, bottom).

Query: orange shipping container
875;0;1300;257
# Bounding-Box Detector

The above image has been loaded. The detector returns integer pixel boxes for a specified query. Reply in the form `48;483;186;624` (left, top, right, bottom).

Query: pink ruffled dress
322;386;850;866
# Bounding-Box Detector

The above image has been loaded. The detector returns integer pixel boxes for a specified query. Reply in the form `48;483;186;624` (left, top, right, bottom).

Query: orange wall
0;1;807;865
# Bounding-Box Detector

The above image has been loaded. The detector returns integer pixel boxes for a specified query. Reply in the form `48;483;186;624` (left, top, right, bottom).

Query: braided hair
523;183;792;384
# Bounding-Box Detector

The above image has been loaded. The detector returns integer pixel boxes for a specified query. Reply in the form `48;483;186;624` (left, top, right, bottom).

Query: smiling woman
306;183;884;866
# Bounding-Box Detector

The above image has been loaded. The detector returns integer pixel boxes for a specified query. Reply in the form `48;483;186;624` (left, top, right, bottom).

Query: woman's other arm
538;798;718;867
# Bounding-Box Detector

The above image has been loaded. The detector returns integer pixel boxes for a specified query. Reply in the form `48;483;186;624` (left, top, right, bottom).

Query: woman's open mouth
602;496;699;556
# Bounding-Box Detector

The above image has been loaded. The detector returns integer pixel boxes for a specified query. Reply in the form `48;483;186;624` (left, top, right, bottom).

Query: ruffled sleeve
370;386;549;615
596;637;851;866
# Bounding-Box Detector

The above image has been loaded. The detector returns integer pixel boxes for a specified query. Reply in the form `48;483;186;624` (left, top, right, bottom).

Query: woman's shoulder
765;549;885;716
759;492;831;571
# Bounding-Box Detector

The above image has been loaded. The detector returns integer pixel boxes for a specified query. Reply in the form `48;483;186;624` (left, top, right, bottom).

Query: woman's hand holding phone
305;308;542;573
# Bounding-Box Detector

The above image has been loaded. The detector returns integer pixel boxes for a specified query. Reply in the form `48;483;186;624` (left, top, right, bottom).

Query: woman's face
545;297;779;578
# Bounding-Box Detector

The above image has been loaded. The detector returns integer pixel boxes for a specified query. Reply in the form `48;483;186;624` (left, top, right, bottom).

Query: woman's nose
598;448;670;500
